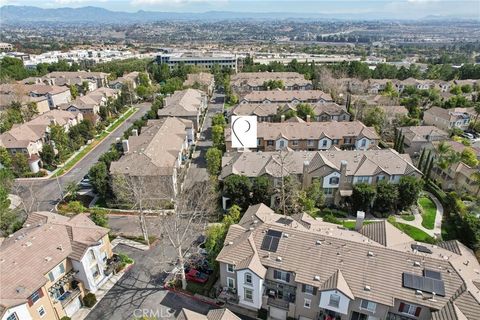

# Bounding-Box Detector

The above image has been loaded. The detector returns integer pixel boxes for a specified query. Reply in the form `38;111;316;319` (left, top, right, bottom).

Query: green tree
450;85;462;95
251;176;274;206
461;147;479;167
50;124;71;162
211;113;226;127
470;171;480;196
160;77;183;94
89;208;109;227
0;147;12;169
296;103;316;121
40;144;56;168
212;124;225;149
351;183;376;213
22;102;38;121
382;81;399;97
223;204;241;227
206;147;222;176
373;181;398;216
223;175;253;210
138;72;150;87
70;84;79;99
66;181;80;200
363;106;386;134
305;179;325;208
11;153;29;176
397;176;424;211
89;162;110;199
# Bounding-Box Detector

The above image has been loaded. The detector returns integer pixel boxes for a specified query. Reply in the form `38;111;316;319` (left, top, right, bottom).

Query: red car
186;268;209;284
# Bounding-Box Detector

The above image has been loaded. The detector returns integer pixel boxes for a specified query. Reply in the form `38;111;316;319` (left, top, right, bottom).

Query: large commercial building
156;52;238;72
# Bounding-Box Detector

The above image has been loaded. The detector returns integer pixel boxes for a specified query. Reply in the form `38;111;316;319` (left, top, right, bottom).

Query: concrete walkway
111;236;150;251
71;266;132;320
397;192;444;238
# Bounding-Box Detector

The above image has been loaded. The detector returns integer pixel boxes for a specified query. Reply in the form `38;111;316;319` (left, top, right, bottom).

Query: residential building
23;71;109;91
397;126;450;156
0;42;13;51
231;72;312;93
0;211;113;320
231;102;350;123
59;87;119;124
423;107;476;131
157;88;207;132
0;83;71;111
225;121;379;152
216;203;480;320
109;71;150;90
364;79;392;94
239;90;332;105
183;73;215;96
110;117;194;203
178;308;240;320
377;105;409;124
422;140;480;195
221;149;420;205
0;110;83;172
156;52;238;72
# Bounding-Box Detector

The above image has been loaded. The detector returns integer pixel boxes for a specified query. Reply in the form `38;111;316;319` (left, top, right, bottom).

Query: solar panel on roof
276;217;293;225
261;229;282;252
402;272;445;296
424;269;442;280
411;244;433;254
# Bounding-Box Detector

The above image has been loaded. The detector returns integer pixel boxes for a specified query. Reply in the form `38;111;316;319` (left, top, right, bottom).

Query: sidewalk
71;266;132;320
397;192;444;238
111;236;150;251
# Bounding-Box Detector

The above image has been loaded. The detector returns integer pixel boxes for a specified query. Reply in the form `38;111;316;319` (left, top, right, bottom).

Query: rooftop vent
249;227;254;231
276;256;283;262
316;240;322;245
57;245;63;251
414;261;421;267
416;290;423;296
23;241;32;247
364;285;371;291
367;251;374;257
45;256;52;262
283;233;289;238
314;275;321;281
228;241;233;245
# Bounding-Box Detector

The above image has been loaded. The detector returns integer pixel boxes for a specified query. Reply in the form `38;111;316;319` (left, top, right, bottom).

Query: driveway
85;243;214;320
12;103;152;212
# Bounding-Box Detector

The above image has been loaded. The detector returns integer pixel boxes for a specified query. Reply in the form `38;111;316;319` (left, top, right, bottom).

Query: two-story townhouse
0;110;83;172
231;72;313;94
423;107;476;131
225;121;379;152
183;73;215;96
220;149;420;205
397;126;450;156
0;211;113;320
231;103;350;123
109;71;143;90
178;308;241;320
110;117;194;205
239;90;332;105
158;89;208;133
216;204;480;320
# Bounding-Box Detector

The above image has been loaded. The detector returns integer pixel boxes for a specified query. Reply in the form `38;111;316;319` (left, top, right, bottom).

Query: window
323;188;334;195
292;140;299;146
329;177;339;185
30;291;41;305
361;299;377;313
328;294;340;308
361;139;367;147
356;176;370;183
375;175;385;182
89;250;96;264
345;138;351;144
245;273;252;285
304;298;311;309
303;284;315;295
91;264;101;280
332;139;339;145
399;302;421;317
227;277;235;289
244;288;253;301
279;140;285;148
307;140;314;146
37;306;46;318
6;313;18;320
322;140;328;147
227;264;235;273
267;140;274;146
273;270;290;282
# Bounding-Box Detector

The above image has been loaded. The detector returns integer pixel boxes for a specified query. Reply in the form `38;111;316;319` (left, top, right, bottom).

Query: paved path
398;192;444;238
111;236;150;251
12;103;151;212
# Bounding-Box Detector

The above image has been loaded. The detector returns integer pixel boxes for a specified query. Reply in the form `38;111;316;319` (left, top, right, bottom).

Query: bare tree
273;149;302;215
160;180;217;289
12;182;38;214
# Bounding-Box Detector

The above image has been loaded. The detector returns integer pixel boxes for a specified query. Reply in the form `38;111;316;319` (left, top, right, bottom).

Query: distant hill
0;5;477;24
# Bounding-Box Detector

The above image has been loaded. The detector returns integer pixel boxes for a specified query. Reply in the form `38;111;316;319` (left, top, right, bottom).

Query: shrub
65;201;86;214
60;317;71;320
83;293;97;308
258;309;268;320
89;208;108;227
322;214;341;225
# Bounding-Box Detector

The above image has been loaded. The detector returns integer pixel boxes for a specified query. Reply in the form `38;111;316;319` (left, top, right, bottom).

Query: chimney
281;114;285;122
132;129;138;136
122;139;129;153
302;160;310;189
306;114;311;122
355;210;365;231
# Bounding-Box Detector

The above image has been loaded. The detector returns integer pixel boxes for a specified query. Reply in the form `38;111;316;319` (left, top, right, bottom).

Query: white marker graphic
231;116;257;149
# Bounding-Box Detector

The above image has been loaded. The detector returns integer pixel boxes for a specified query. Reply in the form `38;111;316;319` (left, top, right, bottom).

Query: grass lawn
419;196;437;230
388;217;436;244
400;215;415;221
53;108;138;177
342;220;373;230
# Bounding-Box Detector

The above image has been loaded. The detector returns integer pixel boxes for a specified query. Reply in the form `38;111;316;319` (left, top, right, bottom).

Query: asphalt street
13;102;152;212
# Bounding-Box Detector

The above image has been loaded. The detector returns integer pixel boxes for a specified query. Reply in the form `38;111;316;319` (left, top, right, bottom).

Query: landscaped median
387;216;436;244
52;107;138;177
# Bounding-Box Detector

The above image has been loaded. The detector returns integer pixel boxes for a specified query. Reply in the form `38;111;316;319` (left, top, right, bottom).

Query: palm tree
65;181;79;201
470;171;480;196
435;141;453;171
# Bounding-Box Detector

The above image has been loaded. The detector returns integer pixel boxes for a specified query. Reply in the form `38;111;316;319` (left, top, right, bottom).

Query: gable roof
159;88;205;117
240;90;332;103
321;269;355;300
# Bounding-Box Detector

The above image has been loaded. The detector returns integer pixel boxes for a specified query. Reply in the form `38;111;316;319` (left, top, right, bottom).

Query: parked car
185;268;209;283
462;132;475;140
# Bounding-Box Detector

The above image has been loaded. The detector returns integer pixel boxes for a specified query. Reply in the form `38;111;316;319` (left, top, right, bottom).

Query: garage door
299;317;312;320
64;297;82;317
269;307;287;320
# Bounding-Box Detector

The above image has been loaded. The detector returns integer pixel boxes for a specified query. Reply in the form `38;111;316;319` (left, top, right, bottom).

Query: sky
1;0;479;18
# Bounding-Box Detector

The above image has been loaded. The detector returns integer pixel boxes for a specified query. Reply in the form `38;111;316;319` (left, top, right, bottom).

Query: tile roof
360;221;414;247
217;205;479;312
225;121;379;142
178;308;240;320
240;90;332;103
0;212;108;309
320;269;355;300
184;73;214;87
231;102;347;118
110;117;191;176
425;107;476;121
231;72;311;88
159;88;205;117
398;126;449;143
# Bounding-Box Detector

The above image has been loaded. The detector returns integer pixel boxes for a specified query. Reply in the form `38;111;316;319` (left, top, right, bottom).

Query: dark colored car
185;268;209;284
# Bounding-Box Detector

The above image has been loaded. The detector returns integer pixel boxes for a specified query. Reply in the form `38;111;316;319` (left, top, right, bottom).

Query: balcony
267;296;290;310
386;312;414;320
59;288;81;307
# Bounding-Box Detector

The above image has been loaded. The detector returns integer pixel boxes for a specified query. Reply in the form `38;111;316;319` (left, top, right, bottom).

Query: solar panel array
402;272;446;296
276;217;293;225
424;269;442;280
411;244;433;254
261;229;282;252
